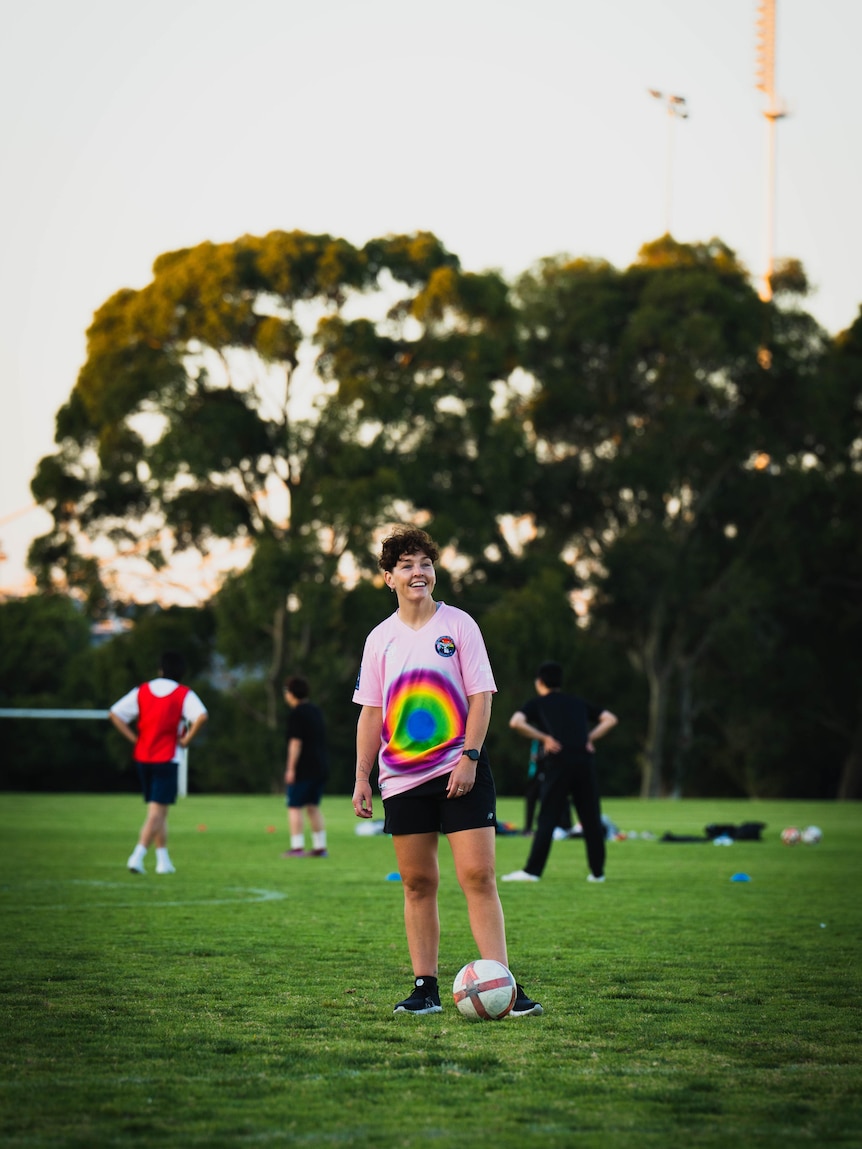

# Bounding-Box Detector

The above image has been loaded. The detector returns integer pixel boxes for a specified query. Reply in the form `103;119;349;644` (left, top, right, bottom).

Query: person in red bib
110;651;208;874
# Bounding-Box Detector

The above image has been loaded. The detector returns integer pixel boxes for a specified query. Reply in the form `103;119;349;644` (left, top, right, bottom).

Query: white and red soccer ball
781;826;802;846
452;959;516;1021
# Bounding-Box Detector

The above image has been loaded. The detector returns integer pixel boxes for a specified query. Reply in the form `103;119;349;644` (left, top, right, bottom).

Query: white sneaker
501;870;540;882
587;874;605;883
127;857;146;875
156;861;176;874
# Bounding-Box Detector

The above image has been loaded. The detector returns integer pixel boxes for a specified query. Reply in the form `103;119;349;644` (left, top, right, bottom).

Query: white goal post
0;709;189;796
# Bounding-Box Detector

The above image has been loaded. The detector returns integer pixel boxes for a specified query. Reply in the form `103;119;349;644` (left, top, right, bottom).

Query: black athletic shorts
286;779;326;808
136;760;179;805
383;756;497;836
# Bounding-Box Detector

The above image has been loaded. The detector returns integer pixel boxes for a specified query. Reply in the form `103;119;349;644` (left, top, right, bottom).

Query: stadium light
648;89;689;236
755;0;788;301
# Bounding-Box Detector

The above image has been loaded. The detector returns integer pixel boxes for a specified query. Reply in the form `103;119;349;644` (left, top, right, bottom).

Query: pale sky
1;0;860;598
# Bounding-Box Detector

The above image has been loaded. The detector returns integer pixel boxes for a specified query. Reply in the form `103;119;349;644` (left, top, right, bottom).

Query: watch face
465;749;480;761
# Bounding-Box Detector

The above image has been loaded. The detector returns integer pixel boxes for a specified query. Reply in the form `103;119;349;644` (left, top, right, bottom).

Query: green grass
1;793;860;1148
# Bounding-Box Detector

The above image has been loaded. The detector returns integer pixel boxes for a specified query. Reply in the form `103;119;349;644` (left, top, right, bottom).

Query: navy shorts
383;757;497;836
136;761;178;805
286;779;325;808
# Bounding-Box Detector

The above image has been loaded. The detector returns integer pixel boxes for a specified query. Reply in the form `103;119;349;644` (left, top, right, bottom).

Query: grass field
1;793;860;1148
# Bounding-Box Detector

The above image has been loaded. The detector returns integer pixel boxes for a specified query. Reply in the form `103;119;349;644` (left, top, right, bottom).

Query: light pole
755;0;787;301
648;89;688;236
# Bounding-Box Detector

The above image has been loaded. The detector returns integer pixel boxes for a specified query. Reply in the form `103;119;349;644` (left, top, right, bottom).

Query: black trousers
523;753;605;878
524;773;574;834
523;772;542;832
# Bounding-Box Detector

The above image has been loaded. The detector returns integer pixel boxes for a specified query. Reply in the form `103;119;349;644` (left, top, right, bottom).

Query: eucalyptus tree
30;230;534;733
677;296;862;800
765;306;862;800
826;310;862;798
316;273;542;599
514;236;831;796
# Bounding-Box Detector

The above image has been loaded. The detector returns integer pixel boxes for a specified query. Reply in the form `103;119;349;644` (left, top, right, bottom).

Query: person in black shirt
281;675;329;858
501;661;617;883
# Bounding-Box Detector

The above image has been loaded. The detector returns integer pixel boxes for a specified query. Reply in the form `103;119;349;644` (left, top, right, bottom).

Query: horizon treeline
2;230;860;801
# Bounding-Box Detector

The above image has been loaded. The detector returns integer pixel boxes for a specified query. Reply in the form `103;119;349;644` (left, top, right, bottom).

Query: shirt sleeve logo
435;635;456;657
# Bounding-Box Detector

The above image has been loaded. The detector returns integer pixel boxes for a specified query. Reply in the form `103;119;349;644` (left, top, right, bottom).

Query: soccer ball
452;959;517;1021
781;826;801;845
801;825;823;845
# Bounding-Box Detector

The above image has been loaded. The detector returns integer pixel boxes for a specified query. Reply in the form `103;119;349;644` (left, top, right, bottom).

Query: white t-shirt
110;677;208;760
352;602;497;797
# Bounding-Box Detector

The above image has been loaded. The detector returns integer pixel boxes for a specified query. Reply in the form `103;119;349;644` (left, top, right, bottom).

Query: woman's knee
457;860;497;896
401;870;439;900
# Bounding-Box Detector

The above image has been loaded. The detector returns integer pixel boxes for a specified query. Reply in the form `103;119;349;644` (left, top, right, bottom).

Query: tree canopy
22;230;862;800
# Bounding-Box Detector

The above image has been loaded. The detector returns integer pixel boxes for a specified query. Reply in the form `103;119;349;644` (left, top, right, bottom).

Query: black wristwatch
462;748;480;761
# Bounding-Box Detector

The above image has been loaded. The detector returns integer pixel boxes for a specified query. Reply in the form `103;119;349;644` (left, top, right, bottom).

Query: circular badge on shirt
435;635;456;657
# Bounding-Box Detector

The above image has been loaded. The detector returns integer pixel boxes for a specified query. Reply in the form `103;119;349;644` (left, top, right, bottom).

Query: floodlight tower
648;89;689;235
756;0;787;301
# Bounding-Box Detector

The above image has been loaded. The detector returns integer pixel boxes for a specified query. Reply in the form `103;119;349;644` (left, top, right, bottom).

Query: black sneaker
393;976;442;1014
510;983;543;1017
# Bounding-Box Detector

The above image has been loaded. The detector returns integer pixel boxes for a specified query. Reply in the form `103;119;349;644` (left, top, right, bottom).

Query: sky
1;0;860;599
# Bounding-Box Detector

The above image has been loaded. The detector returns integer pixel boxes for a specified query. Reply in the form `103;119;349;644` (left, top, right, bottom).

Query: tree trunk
637;599;677;799
265;601;287;731
671;658;695;798
640;651;673;798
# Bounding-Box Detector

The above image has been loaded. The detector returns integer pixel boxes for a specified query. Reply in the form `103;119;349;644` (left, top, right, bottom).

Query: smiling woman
350;525;542;1018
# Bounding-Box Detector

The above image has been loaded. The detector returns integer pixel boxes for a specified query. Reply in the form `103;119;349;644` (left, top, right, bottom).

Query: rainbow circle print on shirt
381;669;467;773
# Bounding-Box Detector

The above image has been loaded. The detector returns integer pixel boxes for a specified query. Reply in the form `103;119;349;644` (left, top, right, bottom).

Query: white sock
312;831;327;851
291;834;305;851
130;844;147;865
156;847;171;866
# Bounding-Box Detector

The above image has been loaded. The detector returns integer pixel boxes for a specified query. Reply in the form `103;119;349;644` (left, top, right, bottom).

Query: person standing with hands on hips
110;651;208;875
352;526;542;1017
502;661;617;884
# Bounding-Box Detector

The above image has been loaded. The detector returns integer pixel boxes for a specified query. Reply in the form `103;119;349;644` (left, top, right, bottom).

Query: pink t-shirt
353;602;497;798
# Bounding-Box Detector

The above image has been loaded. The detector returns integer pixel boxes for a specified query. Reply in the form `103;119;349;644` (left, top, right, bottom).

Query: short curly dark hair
378;527;440;572
284;675;309;699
